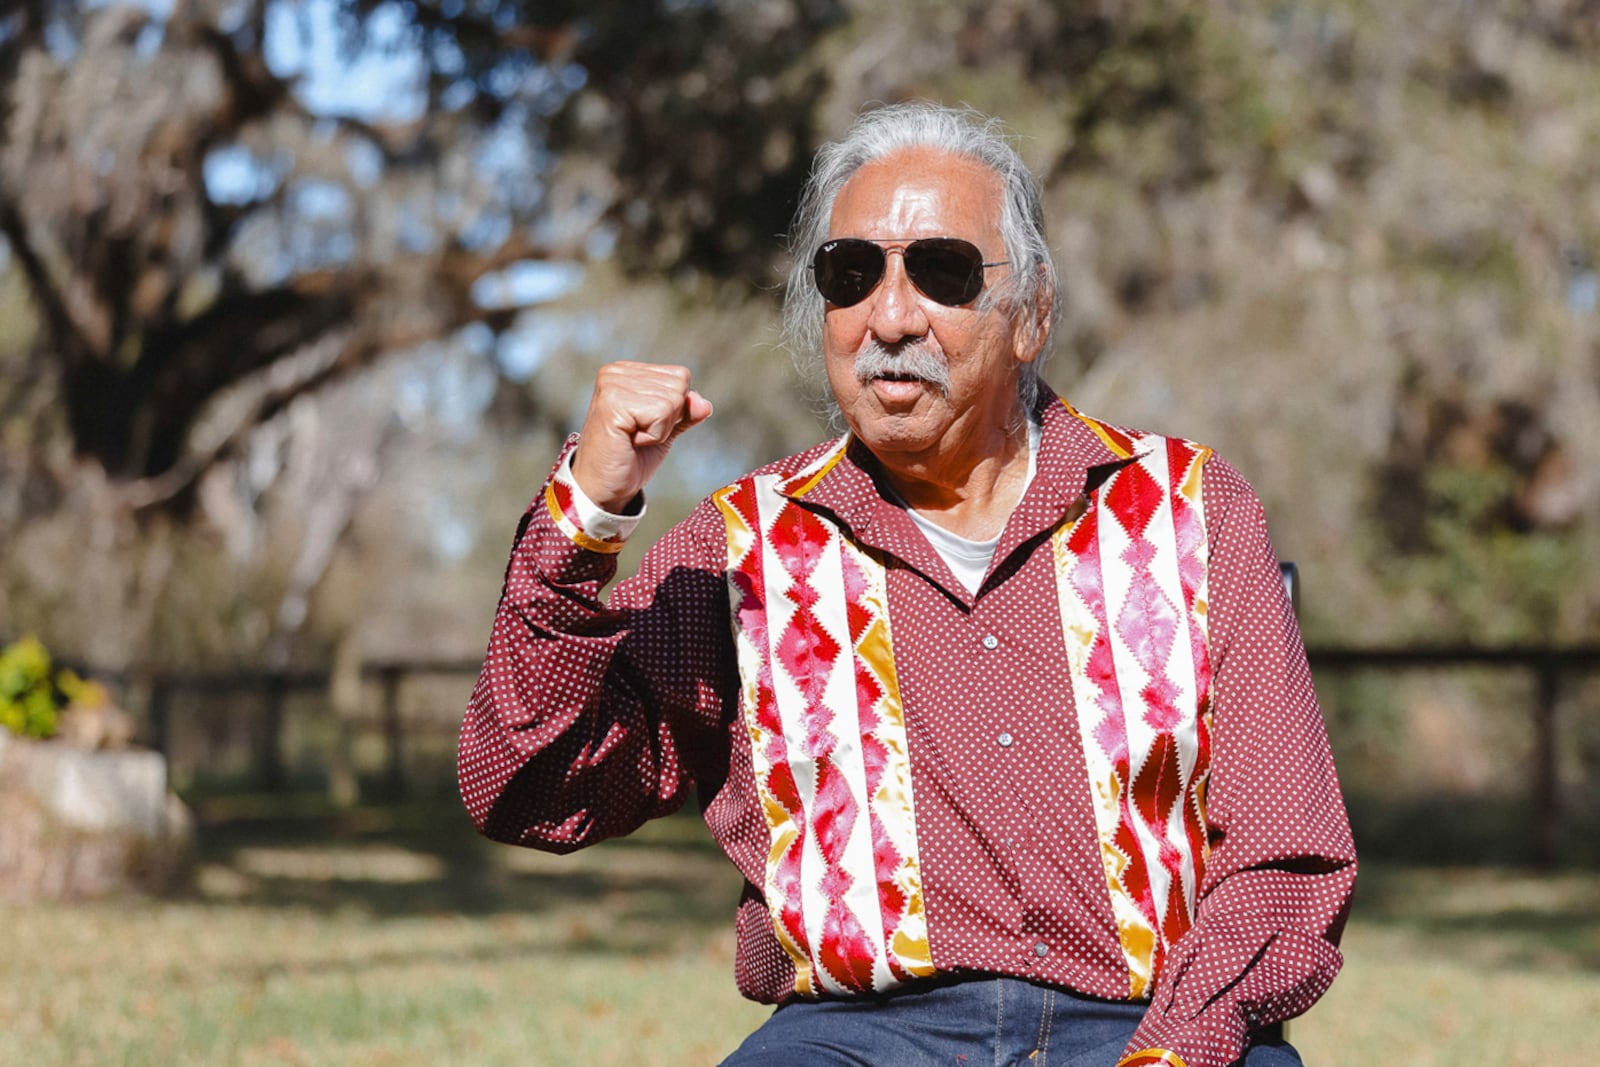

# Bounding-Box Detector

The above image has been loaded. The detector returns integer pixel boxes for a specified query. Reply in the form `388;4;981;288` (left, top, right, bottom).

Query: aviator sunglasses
810;237;1009;308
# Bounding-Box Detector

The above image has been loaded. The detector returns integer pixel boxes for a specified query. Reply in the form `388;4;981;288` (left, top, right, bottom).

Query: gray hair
781;102;1059;416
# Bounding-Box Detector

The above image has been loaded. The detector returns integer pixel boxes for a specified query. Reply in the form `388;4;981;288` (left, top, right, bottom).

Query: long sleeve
1122;459;1358;1067
457;437;737;853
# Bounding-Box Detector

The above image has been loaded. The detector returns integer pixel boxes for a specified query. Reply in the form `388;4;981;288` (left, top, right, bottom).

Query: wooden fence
1306;644;1598;866
78;643;1587;857
64;642;1591;864
126;659;481;798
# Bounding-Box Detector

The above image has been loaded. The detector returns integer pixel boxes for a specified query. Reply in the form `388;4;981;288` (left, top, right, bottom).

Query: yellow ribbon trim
1117;1050;1190;1067
780;439;849;499
544;482;626;555
1060;398;1135;459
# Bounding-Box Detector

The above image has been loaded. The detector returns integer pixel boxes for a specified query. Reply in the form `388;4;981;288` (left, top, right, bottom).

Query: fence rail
118;659;484;797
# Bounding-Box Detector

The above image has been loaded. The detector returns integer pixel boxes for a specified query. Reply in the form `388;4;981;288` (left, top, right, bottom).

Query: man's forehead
828;148;1004;239
839;147;1000;197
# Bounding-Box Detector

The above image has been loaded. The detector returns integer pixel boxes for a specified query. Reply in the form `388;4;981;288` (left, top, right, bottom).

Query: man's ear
1012;265;1055;364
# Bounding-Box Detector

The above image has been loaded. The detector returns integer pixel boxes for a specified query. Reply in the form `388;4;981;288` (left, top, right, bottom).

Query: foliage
1373;462;1592;643
0;634;62;737
3;0;1600;673
0;0;842;519
1368;367;1599;643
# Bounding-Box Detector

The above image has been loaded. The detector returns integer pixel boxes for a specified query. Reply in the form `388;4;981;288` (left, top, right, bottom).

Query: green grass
3;797;1596;1065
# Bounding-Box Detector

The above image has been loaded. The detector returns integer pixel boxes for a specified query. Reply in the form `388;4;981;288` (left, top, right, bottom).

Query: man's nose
865;248;929;343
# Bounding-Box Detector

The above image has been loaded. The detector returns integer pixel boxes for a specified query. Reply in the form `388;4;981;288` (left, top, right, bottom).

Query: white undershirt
904;418;1041;595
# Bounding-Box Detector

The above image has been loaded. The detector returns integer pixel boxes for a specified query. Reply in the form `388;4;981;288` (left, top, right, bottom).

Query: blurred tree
0;0;841;522
2;0;1599;676
0;0;845;672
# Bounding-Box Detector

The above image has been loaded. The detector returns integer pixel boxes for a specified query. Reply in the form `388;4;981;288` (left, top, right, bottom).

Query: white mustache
853;340;951;396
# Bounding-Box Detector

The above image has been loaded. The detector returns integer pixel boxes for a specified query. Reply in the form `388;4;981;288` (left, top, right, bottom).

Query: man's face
822;147;1040;477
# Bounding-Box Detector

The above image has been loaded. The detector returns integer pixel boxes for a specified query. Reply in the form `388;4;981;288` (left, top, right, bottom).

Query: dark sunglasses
810;237;1009;308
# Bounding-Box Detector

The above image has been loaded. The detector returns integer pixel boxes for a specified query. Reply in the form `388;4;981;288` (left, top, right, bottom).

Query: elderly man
459;103;1355;1067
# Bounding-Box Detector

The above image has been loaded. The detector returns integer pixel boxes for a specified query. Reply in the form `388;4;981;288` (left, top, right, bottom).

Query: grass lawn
3;797;1596;1065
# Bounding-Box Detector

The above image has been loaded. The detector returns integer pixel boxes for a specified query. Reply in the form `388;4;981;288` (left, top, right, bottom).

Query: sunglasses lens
813;240;884;307
811;237;992;307
903;238;986;306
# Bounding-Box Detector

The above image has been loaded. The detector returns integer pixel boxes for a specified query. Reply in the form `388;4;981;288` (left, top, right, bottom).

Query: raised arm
457;362;729;852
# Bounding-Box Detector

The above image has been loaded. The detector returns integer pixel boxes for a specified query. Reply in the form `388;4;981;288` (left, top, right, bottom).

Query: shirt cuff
544;444;645;554
1118;1053;1190;1067
1123;1005;1247;1067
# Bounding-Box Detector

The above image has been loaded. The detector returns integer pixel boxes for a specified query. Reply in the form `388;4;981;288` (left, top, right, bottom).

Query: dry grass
3;798;1596;1066
1293;865;1600;1065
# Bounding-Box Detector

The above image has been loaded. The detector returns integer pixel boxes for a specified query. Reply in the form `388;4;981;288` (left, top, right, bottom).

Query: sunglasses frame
810;237;1009;308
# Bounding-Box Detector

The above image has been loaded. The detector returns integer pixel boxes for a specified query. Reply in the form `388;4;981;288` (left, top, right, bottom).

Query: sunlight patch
232;845;446;883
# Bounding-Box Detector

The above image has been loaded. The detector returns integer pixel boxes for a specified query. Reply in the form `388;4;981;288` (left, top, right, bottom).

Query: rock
0;733;193;899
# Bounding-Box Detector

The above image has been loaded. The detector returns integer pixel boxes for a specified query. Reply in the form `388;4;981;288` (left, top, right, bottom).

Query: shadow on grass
206;913;731;983
1344;795;1600;971
1346;794;1600;869
182;793;1600;974
1349;862;1600;973
180;790;745;942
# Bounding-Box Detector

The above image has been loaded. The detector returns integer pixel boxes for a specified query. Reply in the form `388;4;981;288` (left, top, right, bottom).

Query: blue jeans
719;975;1302;1067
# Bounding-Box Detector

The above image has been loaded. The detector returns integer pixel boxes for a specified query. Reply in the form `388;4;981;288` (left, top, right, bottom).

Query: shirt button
1032;942;1049;958
997;732;1014;748
981;634;999;650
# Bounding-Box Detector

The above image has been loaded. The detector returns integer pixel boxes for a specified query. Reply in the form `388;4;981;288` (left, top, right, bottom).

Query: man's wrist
568;444;646;517
547;447;644;552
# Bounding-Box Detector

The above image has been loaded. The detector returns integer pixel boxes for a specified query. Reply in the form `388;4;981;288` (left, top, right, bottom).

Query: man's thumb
681;390;714;430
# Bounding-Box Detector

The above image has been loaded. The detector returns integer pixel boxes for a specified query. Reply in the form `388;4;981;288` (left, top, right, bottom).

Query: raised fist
569;361;713;514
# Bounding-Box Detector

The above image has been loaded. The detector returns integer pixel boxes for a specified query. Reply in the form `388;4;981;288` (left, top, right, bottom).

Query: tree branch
0;197;100;366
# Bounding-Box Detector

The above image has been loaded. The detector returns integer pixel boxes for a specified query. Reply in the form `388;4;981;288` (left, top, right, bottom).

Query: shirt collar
774;384;1135;600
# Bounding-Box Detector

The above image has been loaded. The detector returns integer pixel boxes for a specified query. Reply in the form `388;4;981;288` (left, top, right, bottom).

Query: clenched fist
570;361;713;514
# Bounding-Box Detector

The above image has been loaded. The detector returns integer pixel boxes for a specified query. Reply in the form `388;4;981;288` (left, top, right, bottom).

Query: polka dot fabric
458;386;1357;1067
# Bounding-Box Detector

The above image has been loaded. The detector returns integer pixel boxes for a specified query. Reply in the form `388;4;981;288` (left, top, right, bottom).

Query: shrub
0;635;64;739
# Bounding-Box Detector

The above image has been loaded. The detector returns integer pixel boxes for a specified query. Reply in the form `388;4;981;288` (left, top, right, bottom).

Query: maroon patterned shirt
458;388;1356;1067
